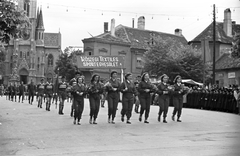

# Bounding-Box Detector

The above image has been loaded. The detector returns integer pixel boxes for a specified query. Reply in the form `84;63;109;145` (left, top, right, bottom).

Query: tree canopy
54;47;79;81
143;36;211;83
0;0;29;44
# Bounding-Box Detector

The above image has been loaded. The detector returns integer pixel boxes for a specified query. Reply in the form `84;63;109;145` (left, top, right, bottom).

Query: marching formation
1;71;239;126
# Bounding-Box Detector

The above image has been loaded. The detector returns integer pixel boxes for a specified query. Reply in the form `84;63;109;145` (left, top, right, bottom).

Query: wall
216;69;240;87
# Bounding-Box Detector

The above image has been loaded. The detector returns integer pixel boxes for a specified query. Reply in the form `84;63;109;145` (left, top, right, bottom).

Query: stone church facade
2;0;61;85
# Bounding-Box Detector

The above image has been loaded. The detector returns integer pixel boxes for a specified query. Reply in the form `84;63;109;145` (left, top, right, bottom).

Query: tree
0;0;29;44
144;36;211;83
54;47;78;82
231;34;240;58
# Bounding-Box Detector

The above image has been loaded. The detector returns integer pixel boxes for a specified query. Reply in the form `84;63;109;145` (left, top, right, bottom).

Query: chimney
174;28;182;36
104;22;108;33
137;16;145;30
223;8;232;37
111;19;115;36
132;18;134;28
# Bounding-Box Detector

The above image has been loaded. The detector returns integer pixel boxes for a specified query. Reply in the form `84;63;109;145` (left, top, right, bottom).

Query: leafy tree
54;47;78;82
0;0;29;44
144;36;211;83
231;34;240;58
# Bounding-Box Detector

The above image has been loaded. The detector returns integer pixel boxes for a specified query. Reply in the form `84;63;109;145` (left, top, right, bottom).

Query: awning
182;79;203;86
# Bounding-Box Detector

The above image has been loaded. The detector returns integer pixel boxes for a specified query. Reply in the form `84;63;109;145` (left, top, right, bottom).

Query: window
48;54;54;66
20;51;22;58
27;51;30;57
88;52;92;56
24;0;30;16
42;33;44;40
37;64;40;70
137;57;142;67
38;57;40;62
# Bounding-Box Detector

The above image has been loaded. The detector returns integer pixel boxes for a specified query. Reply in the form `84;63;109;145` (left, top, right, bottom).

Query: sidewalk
0;96;240;156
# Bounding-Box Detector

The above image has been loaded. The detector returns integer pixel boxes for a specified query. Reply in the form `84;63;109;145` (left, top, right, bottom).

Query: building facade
81;17;187;82
189;8;240;87
1;0;61;85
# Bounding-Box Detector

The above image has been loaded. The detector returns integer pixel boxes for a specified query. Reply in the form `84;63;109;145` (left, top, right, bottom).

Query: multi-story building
189;8;240;87
1;0;61;85
81;17;187;82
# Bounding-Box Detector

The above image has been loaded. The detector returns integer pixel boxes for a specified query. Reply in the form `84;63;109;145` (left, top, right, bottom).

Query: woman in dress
88;74;104;124
72;77;86;125
137;72;156;124
105;71;121;124
120;72;138;124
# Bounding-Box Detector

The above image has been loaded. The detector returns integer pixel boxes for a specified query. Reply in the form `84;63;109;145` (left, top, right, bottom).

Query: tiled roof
191;22;240;44
83;33;130;45
115;25;188;49
216;53;240;70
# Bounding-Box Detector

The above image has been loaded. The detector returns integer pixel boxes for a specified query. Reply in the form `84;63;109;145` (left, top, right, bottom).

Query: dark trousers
121;95;134;120
74;98;84;121
172;97;183;118
28;92;34;104
139;95;151;120
158;96;169;118
107;93;119;120
89;96;100;119
19;93;24;102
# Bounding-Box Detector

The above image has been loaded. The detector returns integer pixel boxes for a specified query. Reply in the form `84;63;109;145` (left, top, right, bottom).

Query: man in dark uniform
134;75;141;113
28;79;36;105
18;81;25;103
45;78;54;111
37;79;45;108
58;76;68;115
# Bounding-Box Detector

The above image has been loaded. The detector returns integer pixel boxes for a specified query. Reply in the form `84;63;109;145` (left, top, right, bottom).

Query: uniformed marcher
137;72;156;124
120;72;138;124
37;79;45;108
88;74;104;124
157;74;172;123
105;71;121;124
18;81;25;103
172;75;188;122
69;71;82;117
45;78;54;111
58;76;68;115
72;77;86;125
28;79;36;105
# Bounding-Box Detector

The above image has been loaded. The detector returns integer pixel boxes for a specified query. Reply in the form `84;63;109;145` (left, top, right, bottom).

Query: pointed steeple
36;7;39;28
36;7;44;30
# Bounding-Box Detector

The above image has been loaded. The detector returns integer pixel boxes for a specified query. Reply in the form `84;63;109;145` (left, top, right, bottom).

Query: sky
36;0;240;50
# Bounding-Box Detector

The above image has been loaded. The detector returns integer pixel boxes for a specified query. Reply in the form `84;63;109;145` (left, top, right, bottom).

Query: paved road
0;96;240;156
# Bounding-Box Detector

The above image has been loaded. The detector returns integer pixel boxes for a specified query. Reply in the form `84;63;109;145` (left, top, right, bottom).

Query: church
2;0;61;85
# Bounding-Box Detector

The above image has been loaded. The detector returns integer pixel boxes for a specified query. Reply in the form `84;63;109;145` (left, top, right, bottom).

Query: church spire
36;7;44;30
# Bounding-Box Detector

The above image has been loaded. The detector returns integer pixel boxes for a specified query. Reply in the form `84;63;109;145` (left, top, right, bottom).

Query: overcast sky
37;0;240;50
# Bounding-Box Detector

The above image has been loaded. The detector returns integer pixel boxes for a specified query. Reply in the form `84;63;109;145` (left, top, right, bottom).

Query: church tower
35;7;45;45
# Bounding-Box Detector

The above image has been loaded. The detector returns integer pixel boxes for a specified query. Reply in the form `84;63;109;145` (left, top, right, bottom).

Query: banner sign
76;56;124;69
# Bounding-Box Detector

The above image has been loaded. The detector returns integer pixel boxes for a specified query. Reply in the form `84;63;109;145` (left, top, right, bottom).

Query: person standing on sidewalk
172;75;188;122
18;81;25;103
72;77;86;125
137;72;156;124
120;72;139;124
0;84;4;97
58;76;68;115
27;79;35;105
45;78;54;111
105;71;121;124
87;74;104;124
37;79;45;108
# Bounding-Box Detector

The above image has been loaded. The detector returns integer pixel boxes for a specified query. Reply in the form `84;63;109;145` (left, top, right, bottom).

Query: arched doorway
19;68;29;84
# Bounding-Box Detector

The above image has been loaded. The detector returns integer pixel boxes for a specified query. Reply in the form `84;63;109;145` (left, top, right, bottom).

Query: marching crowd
0;71;239;125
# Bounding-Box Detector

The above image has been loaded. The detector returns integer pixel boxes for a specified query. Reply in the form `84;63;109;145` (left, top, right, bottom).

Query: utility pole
212;4;216;85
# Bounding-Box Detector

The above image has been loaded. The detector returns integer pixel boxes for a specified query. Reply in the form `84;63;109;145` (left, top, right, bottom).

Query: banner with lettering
76;56;124;69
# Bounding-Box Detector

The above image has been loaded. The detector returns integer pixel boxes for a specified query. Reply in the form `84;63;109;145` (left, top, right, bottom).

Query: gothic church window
48;54;54;66
20;51;22;58
24;0;30;16
137;57;142;67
